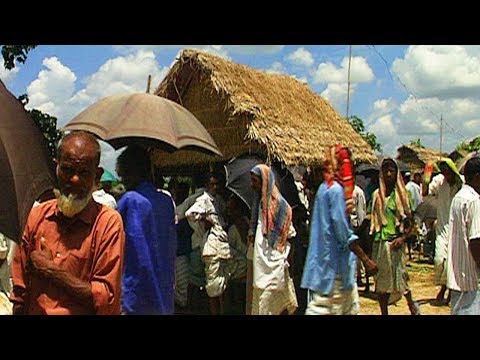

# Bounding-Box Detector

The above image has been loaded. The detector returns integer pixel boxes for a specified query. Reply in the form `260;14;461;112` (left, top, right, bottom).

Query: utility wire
368;45;469;144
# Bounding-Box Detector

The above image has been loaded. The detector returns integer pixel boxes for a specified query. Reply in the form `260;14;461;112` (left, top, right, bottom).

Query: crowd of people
1;130;479;315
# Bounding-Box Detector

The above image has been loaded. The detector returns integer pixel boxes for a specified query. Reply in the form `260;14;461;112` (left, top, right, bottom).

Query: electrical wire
368;45;469;144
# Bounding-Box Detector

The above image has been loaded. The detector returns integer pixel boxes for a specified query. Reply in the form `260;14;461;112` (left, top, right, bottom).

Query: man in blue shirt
116;145;177;315
301;145;377;315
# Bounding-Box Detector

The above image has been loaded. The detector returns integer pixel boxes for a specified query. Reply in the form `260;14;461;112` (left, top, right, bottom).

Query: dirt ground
358;254;451;315
179;250;452;315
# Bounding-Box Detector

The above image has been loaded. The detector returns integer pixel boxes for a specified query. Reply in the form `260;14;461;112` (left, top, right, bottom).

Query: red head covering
323;145;354;215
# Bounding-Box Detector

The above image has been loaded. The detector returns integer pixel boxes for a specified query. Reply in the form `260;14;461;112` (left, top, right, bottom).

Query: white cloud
64;50;169;127
322;83;348;105
265;61;285;74
24;50;171;173
369;114;396;138
99;141;124;175
291;75;308;84
392;45;480;99
313;56;374;84
321;83;358;113
113;45;284;56
0;66;20;85
345;56;375;83
373;98;396;114
81;50;167;98
26;57;77;117
114;45;230;59
366;98;397;128
367;114;413;157
366;93;480;157
314;62;344;83
464;119;480;132
286;47;314;67
188;46;230;59
226;45;285;55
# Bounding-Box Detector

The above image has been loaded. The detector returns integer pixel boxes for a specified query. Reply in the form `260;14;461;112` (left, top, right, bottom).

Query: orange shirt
11;199;125;315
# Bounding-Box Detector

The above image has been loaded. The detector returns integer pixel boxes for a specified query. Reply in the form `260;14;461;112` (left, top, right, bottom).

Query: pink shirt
11;199;125;315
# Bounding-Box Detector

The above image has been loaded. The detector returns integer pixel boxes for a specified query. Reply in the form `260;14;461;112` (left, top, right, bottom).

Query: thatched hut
152;49;376;174
448;149;469;164
396;144;446;172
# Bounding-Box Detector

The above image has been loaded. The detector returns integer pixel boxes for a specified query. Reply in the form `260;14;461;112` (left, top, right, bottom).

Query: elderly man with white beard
10;131;125;315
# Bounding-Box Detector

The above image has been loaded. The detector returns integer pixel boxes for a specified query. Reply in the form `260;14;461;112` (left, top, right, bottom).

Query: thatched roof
396;144;446;171
152;49;376;172
448;149;469;163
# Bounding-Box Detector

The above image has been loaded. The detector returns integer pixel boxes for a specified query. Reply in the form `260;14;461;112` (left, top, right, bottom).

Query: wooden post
346;45;352;119
440;115;443;153
146;74;152;94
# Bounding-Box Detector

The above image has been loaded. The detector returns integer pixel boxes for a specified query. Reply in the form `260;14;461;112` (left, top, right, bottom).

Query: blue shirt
301;181;358;294
117;181;177;315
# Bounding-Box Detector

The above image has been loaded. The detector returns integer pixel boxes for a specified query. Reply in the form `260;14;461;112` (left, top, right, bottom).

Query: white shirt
447;184;480;292
351;185;366;229
406;181;422;211
295;180;309;213
0;233;15;298
175;187;205;221
429;174;463;259
185;191;227;251
92;189;117;209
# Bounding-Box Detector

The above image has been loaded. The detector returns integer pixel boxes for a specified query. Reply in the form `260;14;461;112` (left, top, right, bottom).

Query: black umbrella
0;80;56;242
272;163;301;209
415;195;438;222
224;156;300;210
355;163;379;175
396;160;410;173
372;158;409;173
224;156;263;210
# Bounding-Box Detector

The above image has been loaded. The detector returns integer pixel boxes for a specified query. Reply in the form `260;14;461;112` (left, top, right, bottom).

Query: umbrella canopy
415;195;438;222
395;159;410;173
63;93;222;156
224;156;300;210
0;80;56;242
355;163;379;175
224;156;263;209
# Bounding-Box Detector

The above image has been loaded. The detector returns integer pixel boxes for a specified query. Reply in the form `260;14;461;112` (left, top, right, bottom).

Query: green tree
348;115;382;152
18;95;63;161
410;138;425;148
2;45;37;70
456;137;480;152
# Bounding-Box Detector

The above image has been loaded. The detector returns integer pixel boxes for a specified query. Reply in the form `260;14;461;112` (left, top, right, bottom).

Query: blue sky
1;45;478;175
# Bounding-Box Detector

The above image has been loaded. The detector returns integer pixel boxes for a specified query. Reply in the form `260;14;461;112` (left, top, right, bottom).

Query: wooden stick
146;74;152;93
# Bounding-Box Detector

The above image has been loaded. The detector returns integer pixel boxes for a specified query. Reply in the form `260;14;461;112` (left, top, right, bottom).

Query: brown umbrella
63;93;222;156
0;79;56;242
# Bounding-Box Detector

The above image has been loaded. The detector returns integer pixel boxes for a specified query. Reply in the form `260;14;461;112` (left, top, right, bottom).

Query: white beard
54;188;92;218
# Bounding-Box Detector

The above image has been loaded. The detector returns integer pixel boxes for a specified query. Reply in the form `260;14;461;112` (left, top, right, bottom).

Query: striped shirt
447;184;480;292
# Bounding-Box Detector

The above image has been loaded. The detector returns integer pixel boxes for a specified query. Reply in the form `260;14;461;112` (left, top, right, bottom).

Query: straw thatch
152;49;377;174
396;144;446;172
448;149;469;164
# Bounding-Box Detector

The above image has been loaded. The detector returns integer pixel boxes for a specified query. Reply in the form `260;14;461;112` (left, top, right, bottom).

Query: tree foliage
2;45;37;70
348;115;382;152
456;137;480;152
18;95;63;161
409;138;425;148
